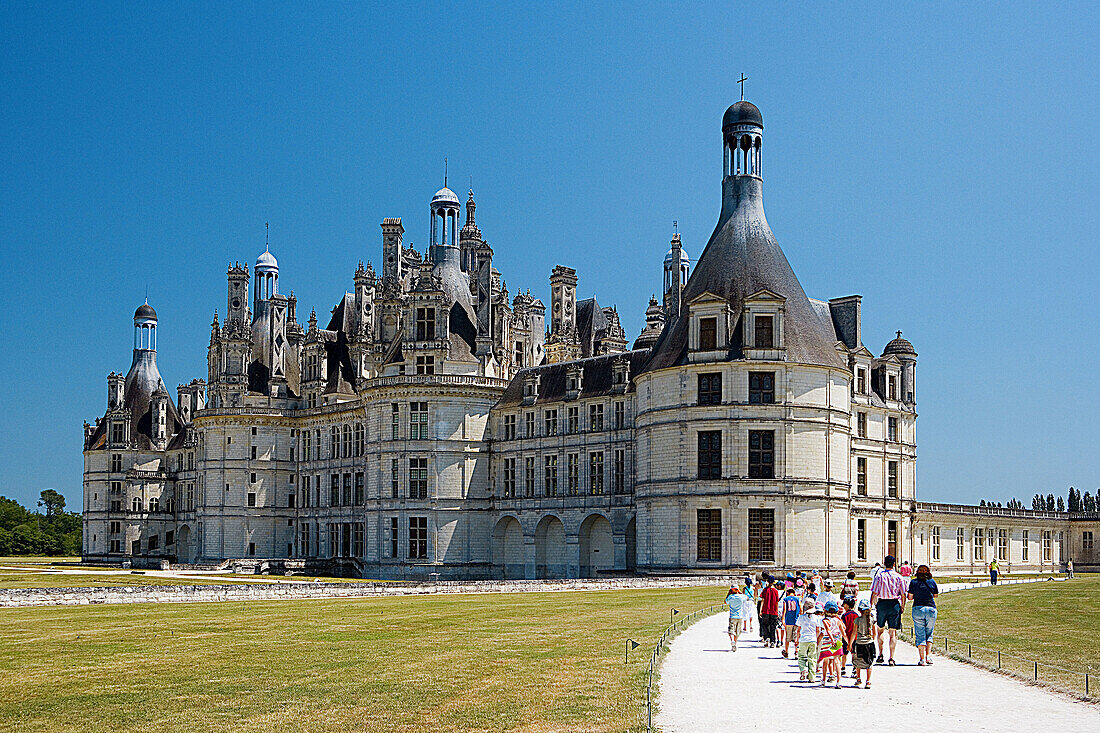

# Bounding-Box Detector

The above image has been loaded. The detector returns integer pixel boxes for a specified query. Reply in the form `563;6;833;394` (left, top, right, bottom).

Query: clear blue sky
1;2;1097;511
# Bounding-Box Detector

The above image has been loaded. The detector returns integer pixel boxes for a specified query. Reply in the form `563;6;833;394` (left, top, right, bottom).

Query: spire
461;188;481;241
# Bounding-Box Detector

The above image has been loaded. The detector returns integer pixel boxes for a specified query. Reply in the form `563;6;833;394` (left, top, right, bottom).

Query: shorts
728;617;742;635
785;624;798;641
852;641;876;669
875;599;902;629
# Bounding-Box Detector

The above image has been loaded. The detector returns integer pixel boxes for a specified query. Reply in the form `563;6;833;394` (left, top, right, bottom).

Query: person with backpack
781;586;801;659
725;583;747;652
907;564;939;666
759;578;781;647
841;570;860;602
850;599;876;688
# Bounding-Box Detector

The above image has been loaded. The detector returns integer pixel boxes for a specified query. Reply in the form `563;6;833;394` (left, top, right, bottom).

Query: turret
663;233;689;318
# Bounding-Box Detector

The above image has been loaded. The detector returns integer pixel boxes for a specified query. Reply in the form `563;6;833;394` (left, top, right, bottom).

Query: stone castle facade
82;99;1100;578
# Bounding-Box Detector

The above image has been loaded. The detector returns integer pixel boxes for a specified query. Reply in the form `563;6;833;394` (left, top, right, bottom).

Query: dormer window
857;369;867;395
700;318;718;350
522;372;540;405
888;374;897;401
415;307;435;341
741;289;786;358
565;365;582;399
754;315;774;348
687;292;731;360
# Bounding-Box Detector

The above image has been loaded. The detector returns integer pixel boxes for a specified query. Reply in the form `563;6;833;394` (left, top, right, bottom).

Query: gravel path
656;582;1098;732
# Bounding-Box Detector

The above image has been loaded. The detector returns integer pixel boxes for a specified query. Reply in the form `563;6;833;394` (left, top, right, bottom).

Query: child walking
795;599;822;682
839;597;859;676
817;602;845;688
851;599;876;689
781;587;801;658
725;584;746;651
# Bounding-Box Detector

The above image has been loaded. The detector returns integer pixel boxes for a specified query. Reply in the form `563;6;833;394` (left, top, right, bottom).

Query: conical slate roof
645;175;845;371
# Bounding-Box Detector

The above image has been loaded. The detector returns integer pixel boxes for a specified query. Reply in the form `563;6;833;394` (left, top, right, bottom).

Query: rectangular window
409;457;428;499
542;454;560;497
699;317;718;350
857;519;867;561
957;528;965;561
330;474;339;506
502;414;516;440
544;409;558;436
614;401;626;431
525;411;536;438
997;529;1008;561
932;526;941;561
354;472;364;505
613;449;626;493
415;355;435;375
331;426;339;458
389;517;399;559
567;453;579;495
302;430;311;461
1022;530;1029;561
299;524;310;557
857;457;867;496
250;472;257;484
857;369;867;395
748;430;774;479
698;373;722;405
748;508;775;562
748;371;775;404
887;520;898;559
1042;530;1052;562
887;461;898;498
391;458;399;499
391;403;400;440
589;403;604;432
246;492;256;508
697;509;722;561
973;528;985;561
111;422;125;444
857;412;867;438
409;402;428;440
415;307;436;341
502;457;516;498
524;457;535;498
409;517;428;559
888;417;898;442
287;492;296;508
342;473;352;506
567;406;579;434
111;454;123;473
697;430;722;480
589;451;604;494
248;541;255;556
1083;531;1094;551
353;522;363;558
251;445;257;460
754;315;774;348
888;375;897;401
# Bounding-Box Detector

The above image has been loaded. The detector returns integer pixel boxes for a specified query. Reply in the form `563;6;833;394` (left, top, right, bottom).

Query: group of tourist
724;555;939;688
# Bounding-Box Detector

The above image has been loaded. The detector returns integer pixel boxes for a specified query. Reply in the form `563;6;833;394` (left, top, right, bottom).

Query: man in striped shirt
869;554;907;665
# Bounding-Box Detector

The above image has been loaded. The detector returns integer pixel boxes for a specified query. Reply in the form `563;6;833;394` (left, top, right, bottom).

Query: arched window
355;423;365;457
149;497;159;512
132;497;142;512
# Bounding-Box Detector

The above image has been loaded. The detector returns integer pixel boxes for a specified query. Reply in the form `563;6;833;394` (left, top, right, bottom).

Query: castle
82;99;1099;577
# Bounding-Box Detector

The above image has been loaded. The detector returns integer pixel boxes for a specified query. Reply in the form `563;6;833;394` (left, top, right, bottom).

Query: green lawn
931;574;1099;696
0;585;722;733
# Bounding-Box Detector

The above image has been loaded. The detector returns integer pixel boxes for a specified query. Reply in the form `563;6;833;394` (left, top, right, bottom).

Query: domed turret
883;330;917;357
254;246;279;305
432;186;460;207
723;100;763;179
723;100;763;130
134;300;157;350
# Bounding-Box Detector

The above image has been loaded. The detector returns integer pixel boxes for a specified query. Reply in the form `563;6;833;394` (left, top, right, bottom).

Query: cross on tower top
737;74;748;100
897;330;903;339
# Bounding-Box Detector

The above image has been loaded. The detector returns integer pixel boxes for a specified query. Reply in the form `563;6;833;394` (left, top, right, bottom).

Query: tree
1085;492;1097;513
38;489;65;518
1056;496;1065;512
1046;494;1056;511
1032;495;1042;510
979;499;987;506
1068;487;1081;513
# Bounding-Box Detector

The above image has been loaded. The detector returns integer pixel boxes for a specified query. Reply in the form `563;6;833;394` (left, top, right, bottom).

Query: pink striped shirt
870;569;907;601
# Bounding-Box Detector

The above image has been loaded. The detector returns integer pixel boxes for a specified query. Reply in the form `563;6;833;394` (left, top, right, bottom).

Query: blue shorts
876;599;902;629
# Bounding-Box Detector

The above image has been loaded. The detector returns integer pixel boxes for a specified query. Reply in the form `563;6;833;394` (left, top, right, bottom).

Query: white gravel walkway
656;583;1098;732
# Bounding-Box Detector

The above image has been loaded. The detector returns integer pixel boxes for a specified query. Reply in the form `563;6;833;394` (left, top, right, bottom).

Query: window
525;457;535;498
857;412;867;438
354;472;364;504
697;509;721;561
110;539;122;553
544;455;558;496
1042;530;1052;562
109;521;121;534
748;430;774;479
248;542;256;556
415;355;435;375
754;315;774;348
502;457;516;498
514;341;524;368
251;445;257;460
391;458;399;498
250;472;257;484
932;526;941;561
409;457;428;499
857;369;867;395
888;417;898;442
698;373;722;405
299;524;310;557
699;317;718;350
409;402;428;439
247;492;256;507
287;492;296;508
331;426;339;458
111;422;125;444
409;517;428;559
502;414;516;440
342;425;351;458
589;452;604;494
697;431;722;480
748;372;775;404
589;403;604;432
391;404;400;439
614;401;625;430
148;534;159;551
888;375;897;401
353;522;363;558
567;406;579;434
887;520;898;559
1022;530;1029;561
389;517;399;558
857;458;867;496
748;508;775;561
1084;531;1094;551
956;528;965;561
544;409;558;436
973;528;985;561
111;454;123;473
330;474;339;506
355;423;365;456
525;412;536;438
997;529;1008;561
302;430;312;460
857;519;867;561
567;453;579;495
131;497;142;512
887;461;898;498
342;473;352;506
613;449;626;493
415;307;436;341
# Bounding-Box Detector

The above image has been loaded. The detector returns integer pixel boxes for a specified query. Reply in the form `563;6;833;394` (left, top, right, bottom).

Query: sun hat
823;578;834;587
786;572;795;579
824;602;839;614
858;599;870;611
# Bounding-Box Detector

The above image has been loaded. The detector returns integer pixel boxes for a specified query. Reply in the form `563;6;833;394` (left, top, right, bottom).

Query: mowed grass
0;585;723;733
933;574;1100;695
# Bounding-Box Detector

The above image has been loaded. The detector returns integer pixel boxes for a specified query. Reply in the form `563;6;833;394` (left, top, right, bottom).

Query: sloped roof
497;349;651;408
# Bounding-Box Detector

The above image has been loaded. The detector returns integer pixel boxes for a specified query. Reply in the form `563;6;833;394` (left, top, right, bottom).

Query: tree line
0;490;81;556
978;487;1098;513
